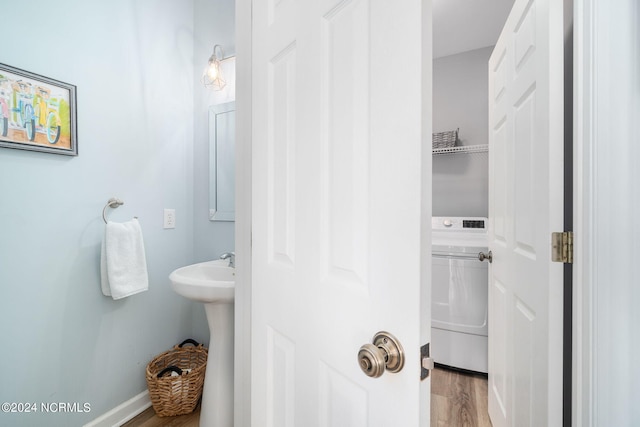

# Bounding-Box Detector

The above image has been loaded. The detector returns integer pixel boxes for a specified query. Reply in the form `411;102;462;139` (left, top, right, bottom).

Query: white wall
432;46;492;217
0;1;223;425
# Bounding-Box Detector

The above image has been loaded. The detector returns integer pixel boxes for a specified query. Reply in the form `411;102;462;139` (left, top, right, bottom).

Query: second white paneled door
488;0;564;426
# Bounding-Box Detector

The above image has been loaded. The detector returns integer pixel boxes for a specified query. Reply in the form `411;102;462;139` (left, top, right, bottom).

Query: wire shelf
432;144;488;156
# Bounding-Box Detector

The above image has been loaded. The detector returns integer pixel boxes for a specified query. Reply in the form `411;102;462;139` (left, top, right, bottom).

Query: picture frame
0;63;77;156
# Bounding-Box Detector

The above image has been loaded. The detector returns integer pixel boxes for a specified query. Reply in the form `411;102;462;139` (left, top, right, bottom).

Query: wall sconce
202;45;227;91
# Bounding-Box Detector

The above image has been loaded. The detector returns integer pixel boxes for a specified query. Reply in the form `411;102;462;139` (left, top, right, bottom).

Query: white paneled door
487;0;564;426
251;0;425;426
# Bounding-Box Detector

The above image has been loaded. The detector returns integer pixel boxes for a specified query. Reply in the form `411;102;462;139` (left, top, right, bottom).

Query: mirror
209;102;235;221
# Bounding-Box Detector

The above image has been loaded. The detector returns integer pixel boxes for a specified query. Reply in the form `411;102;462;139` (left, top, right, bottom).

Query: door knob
357;331;405;378
478;250;493;263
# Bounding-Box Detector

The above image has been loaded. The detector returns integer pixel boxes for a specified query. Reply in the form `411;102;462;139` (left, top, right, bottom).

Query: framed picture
0;63;77;156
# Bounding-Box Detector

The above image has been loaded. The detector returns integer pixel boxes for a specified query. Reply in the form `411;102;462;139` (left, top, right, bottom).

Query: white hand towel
100;218;149;300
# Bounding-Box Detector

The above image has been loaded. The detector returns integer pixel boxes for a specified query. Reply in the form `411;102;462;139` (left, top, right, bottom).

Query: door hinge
420;343;434;380
551;231;573;264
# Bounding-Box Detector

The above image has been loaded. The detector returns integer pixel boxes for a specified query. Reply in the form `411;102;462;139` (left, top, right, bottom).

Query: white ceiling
433;0;515;58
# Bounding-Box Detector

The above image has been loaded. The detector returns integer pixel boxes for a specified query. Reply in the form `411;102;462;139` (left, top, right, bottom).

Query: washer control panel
432;217;488;232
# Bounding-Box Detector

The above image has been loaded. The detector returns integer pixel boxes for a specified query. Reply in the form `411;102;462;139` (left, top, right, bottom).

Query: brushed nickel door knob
478;250;493;263
357;331;405;378
358;343;386;378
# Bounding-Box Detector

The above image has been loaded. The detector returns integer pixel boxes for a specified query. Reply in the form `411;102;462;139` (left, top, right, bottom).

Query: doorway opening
430;1;512;425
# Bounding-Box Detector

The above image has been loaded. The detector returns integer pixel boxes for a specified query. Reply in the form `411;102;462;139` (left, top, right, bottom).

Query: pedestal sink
169;259;234;427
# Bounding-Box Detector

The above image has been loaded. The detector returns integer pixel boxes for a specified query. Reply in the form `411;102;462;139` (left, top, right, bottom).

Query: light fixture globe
202;45;227;90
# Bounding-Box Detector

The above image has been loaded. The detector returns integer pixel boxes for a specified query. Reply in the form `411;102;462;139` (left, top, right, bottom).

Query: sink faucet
220;252;235;268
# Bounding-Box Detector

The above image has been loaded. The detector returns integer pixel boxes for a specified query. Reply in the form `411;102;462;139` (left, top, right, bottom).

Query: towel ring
103;198;124;224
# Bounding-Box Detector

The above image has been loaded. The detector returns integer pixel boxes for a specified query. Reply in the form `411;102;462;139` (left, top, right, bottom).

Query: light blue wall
191;0;237;345
0;0;229;425
193;0;236;264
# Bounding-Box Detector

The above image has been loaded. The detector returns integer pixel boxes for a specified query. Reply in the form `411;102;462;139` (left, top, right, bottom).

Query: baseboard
83;390;151;427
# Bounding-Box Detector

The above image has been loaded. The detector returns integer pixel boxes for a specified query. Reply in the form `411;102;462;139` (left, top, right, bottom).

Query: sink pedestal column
200;302;234;427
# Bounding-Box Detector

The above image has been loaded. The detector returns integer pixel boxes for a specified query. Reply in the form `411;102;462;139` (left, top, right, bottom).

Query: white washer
431;216;489;373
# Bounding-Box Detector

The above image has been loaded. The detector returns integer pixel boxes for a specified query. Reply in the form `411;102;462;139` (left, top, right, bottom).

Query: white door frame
483;0;640;424
571;0;593;424
234;0;252;426
572;0;640;426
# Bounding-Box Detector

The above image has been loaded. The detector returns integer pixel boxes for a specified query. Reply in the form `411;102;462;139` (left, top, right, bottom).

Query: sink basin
169;259;235;303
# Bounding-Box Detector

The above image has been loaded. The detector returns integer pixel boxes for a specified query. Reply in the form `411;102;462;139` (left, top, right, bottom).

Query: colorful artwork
0;63;77;156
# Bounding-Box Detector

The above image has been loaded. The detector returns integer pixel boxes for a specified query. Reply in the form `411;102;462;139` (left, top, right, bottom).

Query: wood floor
124;367;490;427
121;405;200;427
431;366;492;427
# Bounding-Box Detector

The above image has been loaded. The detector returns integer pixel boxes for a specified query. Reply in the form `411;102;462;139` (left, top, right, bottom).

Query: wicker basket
145;339;208;417
432;128;458;149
